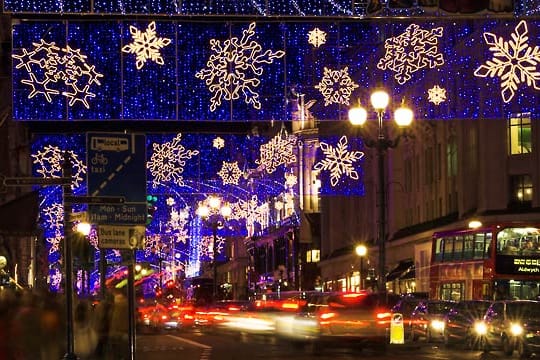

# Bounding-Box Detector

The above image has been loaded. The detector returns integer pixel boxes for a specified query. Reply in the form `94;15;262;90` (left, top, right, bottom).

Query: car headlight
510;323;523;336
430;320;445;331
474;321;487;336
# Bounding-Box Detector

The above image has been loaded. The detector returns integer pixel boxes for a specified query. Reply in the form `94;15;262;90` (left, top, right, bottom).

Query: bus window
443;236;454;261
463;234;473;260
453;235;463;260
435;238;444;261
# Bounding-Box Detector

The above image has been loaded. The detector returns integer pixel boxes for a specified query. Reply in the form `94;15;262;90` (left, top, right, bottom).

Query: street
134;330;538;360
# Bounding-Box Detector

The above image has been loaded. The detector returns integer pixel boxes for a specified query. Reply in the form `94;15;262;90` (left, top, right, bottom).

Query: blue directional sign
87;133;146;225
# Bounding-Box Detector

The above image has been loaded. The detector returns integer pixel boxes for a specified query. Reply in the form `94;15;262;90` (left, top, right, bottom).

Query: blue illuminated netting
12;18;539;122
4;0;538;15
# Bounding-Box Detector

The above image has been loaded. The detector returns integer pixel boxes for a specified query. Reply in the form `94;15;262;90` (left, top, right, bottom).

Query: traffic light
146;194;158;225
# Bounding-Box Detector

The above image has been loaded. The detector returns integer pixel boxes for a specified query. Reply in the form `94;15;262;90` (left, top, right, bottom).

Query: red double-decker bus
430;223;540;301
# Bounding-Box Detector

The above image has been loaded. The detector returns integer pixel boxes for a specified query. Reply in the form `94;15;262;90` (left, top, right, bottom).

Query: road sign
3;177;72;186
64;195;125;204
87;133;147;225
98;225;146;249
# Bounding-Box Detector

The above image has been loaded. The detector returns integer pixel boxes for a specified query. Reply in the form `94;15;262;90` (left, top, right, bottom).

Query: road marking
92;154;132;196
166;334;211;349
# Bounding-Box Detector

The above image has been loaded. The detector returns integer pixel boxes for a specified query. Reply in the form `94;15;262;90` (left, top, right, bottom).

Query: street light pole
212;222;218;300
349;90;413;298
355;244;367;290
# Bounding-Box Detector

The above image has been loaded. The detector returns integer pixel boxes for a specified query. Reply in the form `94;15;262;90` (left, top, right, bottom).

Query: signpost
98;225;145;249
3;176;72;186
86;133;147;226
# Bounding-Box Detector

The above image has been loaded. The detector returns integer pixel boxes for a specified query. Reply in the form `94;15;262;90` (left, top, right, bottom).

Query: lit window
510;175;533;206
508;113;532;155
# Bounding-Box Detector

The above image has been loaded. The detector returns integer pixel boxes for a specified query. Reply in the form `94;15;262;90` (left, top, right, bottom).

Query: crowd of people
0;287;129;360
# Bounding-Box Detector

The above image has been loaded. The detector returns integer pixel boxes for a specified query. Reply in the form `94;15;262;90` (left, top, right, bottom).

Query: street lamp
348;89;413;296
355;244;367;290
196;195;232;301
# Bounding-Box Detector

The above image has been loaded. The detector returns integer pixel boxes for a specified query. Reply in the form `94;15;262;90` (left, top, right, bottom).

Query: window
446;136;458;177
440;282;464;301
510;175;533;206
508;113;532;155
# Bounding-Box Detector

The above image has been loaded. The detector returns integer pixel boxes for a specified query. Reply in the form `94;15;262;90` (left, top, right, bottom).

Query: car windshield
506;302;540;319
428;301;453;315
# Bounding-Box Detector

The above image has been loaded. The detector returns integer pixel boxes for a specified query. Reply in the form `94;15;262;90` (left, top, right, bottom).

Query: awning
0;191;39;235
400;266;415;280
386;260;414;281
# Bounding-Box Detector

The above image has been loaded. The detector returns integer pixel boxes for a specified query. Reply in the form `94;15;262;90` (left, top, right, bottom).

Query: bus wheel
502;336;514;356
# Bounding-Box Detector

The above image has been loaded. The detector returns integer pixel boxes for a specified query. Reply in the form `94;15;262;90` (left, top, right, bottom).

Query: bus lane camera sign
87;133;147;226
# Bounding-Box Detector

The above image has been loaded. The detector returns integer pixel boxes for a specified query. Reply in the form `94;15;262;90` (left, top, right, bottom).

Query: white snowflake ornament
428;85;447;105
147;133;199;188
313;135;364;187
213;137;225;149
32;145;86;189
474;20;540;103
377;24;444;85
308;28;327;48
256;133;297;174
315;67;359;106
217;161;243;185
122;21;172;70
196;22;285;111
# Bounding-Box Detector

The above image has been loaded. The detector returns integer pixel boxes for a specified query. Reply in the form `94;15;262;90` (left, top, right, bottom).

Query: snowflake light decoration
147;133;199;188
313;135;364;187
315;67;359;106
32;145;86;189
285;172;298;187
229;195;269;237
47;235;63;255
474;20;540;103
255;132;297;174
213;137;225;149
12;40;103;108
428;85;447;105
122;21;172;70
377;24;444;85
195;22;285;111
198;235;225;260
217;161;243;185
166;197;176;206
308;28;327;48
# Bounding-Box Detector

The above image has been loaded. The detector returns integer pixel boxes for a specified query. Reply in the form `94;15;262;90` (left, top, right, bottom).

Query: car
137;303;179;333
442;300;492;349
409;300;455;343
479;300;540;358
279;291;399;353
391;294;427;341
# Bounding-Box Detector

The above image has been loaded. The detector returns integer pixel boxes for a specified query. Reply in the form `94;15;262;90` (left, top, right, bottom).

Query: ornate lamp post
348;89;413;296
355;244;367;290
196;195;232;301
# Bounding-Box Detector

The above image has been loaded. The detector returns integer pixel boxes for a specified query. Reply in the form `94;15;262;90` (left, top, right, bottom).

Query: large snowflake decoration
213;137;225;149
195;22;285;111
428;85;447;105
255;133;297;174
32;145;86;189
122;21;172;70
12;40;103;108
308;28;327;48
217;161;243;185
167;207;190;244
315;67;359;106
313;135;364;187
198;235;225;260
147;133;199;188
474;20;540;103
377;24;444;85
229;195;269;236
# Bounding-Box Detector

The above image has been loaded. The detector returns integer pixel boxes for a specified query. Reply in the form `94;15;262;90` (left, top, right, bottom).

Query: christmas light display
308;28;327;48
11;19;539;121
428;85;447;105
313;135;364;187
122;21;172;70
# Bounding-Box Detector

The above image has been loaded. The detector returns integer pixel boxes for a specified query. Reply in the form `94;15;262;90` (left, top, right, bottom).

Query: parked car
443;300;492;349
409;300;455;343
279;291;399;353
480;300;540;358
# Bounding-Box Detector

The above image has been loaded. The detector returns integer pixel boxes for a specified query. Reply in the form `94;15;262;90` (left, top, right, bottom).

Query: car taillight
319;312;336;325
161;315;168;320
282;302;299;310
376;312;391;325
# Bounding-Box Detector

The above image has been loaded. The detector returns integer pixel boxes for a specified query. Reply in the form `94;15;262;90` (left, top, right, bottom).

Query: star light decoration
217;161;244;185
377;24;444;85
12;40;103;108
32;145;86;189
285;172;298;187
147;133;200;188
122;21;172;70
42;202;64;254
195;22;285;111
315;67;359;106
255;132;298;174
474;20;540;103
167;207;190;244
307;27;327;48
213;137;225;149
428;85;447;105
313;135;364;187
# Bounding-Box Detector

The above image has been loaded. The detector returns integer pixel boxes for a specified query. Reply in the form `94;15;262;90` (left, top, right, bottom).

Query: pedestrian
73;299;98;359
